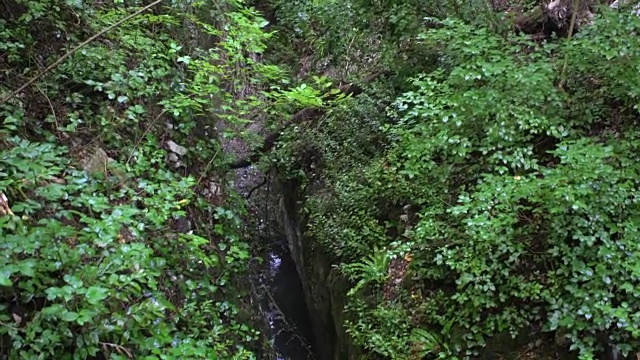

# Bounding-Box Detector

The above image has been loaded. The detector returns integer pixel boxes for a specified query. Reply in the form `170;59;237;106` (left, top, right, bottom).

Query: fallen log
611;0;640;14
514;0;640;37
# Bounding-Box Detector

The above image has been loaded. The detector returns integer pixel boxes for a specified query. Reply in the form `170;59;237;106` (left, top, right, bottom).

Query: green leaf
177;56;191;64
18;260;37;277
61;311;79;322
85;286;109;305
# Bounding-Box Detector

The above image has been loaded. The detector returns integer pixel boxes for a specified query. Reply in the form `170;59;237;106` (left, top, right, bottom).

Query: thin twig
196;149;220;185
34;84;59;131
0;0;163;105
259;280;314;354
244;175;267;199
100;342;133;358
559;0;581;89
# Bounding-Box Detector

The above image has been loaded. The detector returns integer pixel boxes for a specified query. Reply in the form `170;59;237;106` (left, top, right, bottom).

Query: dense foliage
3;0;640;359
0;0;316;358
270;0;640;359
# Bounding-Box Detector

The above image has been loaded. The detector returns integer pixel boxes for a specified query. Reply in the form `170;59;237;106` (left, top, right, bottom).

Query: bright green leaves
46;286;76;302
60;311;79;322
85;286;109;305
0;273;11;287
393;20;568;179
311;9;640;360
0;137;252;359
273;83;325;107
410;137;640;356
225;8;273;58
566;10;640;113
342;250;391;296
1;1;264;359
0;138;68;191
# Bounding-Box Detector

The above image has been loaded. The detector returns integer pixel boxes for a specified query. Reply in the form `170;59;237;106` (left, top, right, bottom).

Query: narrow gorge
2;0;640;359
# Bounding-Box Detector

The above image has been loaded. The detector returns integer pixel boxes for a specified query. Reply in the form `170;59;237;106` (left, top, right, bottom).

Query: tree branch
229;108;324;169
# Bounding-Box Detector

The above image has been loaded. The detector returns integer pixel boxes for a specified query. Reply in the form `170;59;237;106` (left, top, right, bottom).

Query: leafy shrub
0;0;293;358
0;132;261;358
301;9;640;360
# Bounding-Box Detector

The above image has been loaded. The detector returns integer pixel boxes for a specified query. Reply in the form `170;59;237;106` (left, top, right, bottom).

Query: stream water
257;239;316;360
218;116;316;359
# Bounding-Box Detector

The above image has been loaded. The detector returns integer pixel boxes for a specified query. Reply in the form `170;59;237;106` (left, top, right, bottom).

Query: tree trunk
514;0;594;37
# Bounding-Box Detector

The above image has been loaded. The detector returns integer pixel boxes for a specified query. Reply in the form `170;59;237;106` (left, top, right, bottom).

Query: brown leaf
0;193;14;216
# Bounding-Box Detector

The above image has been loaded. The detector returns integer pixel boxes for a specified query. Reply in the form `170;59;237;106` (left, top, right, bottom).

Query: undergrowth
269;0;640;358
0;0;319;358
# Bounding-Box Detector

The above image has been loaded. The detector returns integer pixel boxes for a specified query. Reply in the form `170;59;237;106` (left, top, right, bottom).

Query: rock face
278;178;362;360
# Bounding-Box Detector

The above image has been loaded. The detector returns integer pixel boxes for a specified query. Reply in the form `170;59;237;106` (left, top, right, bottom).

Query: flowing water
218;116;316;359
257;239;316;360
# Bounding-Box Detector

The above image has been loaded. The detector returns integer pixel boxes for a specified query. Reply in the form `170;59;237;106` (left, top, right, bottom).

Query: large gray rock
166;140;188;156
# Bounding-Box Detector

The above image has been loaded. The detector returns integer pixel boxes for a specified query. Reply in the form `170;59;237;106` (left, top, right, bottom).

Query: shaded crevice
259;239;317;360
278;178;344;360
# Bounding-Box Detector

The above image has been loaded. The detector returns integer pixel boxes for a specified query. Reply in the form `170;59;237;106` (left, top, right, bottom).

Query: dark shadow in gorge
260;238;317;360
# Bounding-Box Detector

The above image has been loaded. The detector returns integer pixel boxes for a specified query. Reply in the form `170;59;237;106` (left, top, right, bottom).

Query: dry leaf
0;193;14;216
